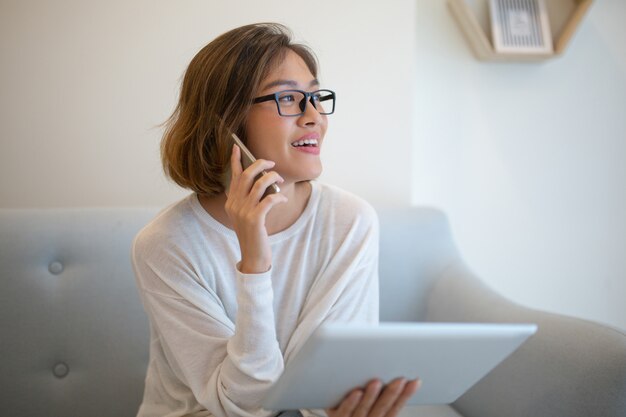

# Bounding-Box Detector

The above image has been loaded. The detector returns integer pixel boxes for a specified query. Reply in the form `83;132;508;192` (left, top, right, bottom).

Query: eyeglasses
253;89;336;117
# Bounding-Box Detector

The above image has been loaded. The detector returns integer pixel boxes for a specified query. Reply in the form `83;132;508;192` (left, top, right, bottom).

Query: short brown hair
161;23;319;196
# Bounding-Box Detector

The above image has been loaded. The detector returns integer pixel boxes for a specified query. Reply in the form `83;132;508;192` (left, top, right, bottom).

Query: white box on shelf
489;0;553;55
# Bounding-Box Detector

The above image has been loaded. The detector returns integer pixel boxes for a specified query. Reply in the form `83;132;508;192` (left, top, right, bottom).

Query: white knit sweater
131;181;379;417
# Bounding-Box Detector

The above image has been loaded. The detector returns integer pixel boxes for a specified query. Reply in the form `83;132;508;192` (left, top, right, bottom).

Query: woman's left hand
326;378;420;417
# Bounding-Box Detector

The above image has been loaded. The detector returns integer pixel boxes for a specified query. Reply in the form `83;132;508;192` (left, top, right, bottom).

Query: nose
299;95;324;125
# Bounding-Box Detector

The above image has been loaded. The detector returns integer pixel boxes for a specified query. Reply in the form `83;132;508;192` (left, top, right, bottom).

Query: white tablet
263;322;537;410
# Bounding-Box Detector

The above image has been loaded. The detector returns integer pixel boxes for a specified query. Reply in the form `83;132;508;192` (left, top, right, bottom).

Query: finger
327;389;363;417
254;191;288;219
237;159;276;193
368;378;407;417
249;171;284;201
243;158;277;178
352;379;383;417
235;170;284;217
230;144;243;177
231;160;276;202
384;379;421;417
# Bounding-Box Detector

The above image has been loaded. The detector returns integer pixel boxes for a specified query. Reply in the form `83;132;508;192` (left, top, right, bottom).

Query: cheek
245;123;286;158
320;116;329;135
244;112;272;151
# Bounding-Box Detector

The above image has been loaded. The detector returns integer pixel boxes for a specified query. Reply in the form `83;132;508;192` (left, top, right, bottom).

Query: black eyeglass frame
252;89;336;117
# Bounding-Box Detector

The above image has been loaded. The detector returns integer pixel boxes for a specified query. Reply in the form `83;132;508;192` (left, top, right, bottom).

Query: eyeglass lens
276;90;335;116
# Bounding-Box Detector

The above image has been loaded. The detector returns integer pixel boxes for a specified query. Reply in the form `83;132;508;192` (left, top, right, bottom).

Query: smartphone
227;132;281;197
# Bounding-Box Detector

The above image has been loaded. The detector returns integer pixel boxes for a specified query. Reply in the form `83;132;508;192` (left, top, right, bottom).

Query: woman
132;23;419;417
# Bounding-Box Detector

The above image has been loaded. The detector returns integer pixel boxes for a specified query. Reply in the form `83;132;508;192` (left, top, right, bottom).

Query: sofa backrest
0;208;156;417
377;207;460;321
0;206;461;416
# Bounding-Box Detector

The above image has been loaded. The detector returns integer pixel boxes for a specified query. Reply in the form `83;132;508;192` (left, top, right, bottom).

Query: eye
278;93;297;103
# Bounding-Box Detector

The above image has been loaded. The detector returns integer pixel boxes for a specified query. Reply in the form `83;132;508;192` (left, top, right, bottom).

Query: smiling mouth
291;139;319;147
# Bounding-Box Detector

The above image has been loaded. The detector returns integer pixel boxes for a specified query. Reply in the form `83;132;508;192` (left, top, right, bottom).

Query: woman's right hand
326;378;420;417
225;145;287;274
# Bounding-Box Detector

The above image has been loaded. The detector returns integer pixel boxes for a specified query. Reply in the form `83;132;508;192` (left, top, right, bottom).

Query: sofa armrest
425;261;626;417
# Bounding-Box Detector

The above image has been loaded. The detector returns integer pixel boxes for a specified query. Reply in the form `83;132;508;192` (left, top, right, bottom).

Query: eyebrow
261;78;320;91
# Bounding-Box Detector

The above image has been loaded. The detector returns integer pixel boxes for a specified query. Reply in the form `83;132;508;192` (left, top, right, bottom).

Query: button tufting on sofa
53;362;69;378
1;207;624;417
48;261;64;275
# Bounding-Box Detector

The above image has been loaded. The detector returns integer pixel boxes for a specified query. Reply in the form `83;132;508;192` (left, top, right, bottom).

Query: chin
284;162;323;183
303;165;323;181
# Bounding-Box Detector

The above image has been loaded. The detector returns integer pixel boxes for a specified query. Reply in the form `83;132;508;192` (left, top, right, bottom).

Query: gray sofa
1;206;625;417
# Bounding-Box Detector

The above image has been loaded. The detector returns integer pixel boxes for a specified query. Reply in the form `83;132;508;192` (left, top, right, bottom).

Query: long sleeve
281;197;380;364
132;236;284;417
131;184;381;417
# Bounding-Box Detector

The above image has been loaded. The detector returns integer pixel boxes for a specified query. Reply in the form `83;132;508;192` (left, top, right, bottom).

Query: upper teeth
292;139;318;147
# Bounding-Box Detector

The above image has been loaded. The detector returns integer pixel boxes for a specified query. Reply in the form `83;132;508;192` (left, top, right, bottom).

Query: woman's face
244;49;328;185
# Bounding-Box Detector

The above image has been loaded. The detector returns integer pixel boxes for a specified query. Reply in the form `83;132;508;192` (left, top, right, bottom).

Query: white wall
412;0;626;330
1;0;624;330
0;0;416;208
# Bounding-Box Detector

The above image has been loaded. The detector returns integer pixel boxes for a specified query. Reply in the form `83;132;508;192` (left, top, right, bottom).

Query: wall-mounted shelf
447;0;594;61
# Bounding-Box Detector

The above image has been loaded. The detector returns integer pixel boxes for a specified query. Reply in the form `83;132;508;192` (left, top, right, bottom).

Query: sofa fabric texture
1;207;625;417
